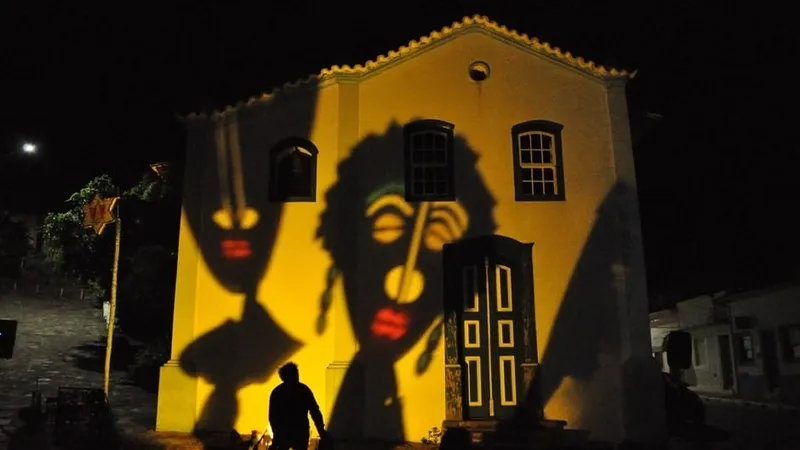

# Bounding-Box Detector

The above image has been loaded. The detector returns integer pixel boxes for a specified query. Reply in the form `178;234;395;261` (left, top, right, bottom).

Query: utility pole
103;216;121;395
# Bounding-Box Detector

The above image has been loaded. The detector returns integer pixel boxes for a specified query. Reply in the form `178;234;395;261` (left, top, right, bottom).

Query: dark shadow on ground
2;405;132;450
69;335;140;374
68;334;162;394
1;408;50;450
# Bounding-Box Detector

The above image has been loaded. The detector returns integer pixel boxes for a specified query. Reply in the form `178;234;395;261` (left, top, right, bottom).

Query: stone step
125;431;238;449
126;434;441;450
442;419;569;450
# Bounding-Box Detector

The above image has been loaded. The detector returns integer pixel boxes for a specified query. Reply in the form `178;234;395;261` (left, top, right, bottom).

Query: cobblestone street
0;290;157;449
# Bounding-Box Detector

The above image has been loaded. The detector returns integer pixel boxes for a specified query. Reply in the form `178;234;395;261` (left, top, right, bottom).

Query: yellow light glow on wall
157;22;656;445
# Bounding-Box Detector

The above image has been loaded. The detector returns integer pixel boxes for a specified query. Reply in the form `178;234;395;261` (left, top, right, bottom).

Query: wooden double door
442;235;539;421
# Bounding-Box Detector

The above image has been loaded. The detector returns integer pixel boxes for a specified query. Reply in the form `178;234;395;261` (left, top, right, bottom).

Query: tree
0;212;32;278
0;213;31;257
116;166;181;389
40;167;182;386
40;174;118;283
116;168;181;344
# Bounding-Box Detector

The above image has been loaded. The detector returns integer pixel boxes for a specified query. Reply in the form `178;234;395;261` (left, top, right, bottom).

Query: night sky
0;2;794;306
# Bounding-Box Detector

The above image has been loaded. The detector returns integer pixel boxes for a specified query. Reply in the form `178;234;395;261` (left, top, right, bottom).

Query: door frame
717;334;734;391
441;234;541;422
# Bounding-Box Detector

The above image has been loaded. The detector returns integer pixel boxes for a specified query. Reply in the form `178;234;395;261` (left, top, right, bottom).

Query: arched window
268;138;318;202
511;120;566;201
403;119;456;202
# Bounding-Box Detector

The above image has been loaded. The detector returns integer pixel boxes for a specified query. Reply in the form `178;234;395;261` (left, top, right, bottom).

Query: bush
116;245;175;343
421;427;443;445
128;335;171;393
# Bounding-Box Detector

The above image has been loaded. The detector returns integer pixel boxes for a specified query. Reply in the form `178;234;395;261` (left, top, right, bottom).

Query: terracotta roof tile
188;15;633;120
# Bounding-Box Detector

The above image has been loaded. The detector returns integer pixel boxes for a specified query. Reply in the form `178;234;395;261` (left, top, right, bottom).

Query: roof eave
179;15;634;121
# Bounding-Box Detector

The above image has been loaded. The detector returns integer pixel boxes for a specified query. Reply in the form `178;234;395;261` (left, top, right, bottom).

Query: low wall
0;278;95;301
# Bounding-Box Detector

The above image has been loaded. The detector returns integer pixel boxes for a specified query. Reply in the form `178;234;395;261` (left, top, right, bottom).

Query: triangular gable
187;15;633;120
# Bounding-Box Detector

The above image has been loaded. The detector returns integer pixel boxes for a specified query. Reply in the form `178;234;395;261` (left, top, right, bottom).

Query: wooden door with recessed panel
442;235;538;421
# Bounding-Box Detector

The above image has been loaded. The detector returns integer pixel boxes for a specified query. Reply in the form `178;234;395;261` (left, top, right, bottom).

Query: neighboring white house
650;283;800;405
650;291;734;395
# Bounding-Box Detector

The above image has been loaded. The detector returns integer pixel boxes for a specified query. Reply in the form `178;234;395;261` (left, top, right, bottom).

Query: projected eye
212;208;259;230
373;213;405;244
424;222;452;252
239;208;259;230
423;205;468;252
212;209;234;230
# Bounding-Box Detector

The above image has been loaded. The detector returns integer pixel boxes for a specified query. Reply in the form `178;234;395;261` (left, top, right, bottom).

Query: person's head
315;122;497;359
278;362;300;383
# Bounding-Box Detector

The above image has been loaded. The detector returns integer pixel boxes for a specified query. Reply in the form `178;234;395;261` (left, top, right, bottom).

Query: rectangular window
518;132;557;196
736;333;755;364
511;120;566;202
403;120;455;202
409;131;449;197
781;325;800;361
693;337;706;366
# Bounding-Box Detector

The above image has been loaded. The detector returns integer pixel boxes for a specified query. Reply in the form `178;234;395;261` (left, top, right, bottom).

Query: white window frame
517;131;559;197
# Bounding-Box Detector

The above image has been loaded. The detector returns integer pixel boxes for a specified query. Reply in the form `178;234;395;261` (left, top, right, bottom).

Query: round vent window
468;61;491;82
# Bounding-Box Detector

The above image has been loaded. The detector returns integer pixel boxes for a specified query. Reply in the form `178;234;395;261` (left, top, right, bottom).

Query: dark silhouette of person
269;362;326;450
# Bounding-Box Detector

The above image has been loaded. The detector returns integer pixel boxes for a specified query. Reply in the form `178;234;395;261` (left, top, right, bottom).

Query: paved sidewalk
0;291;156;449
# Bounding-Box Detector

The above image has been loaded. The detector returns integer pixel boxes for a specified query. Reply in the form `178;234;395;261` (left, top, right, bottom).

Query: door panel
498;355;517;407
488;262;521;419
461;263;491;419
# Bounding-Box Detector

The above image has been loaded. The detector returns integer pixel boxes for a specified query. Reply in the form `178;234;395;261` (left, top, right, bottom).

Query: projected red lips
370;307;410;341
221;239;252;259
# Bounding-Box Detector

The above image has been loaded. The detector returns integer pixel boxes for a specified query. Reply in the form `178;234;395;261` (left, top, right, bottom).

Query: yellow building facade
156;16;665;444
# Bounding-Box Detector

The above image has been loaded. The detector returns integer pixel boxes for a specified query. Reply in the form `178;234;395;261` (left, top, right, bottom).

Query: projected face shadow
177;83;319;434
316;122;496;440
362;195;468;348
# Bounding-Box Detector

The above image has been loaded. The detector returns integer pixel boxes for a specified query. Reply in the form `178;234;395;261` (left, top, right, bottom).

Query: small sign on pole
82;195;119;235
